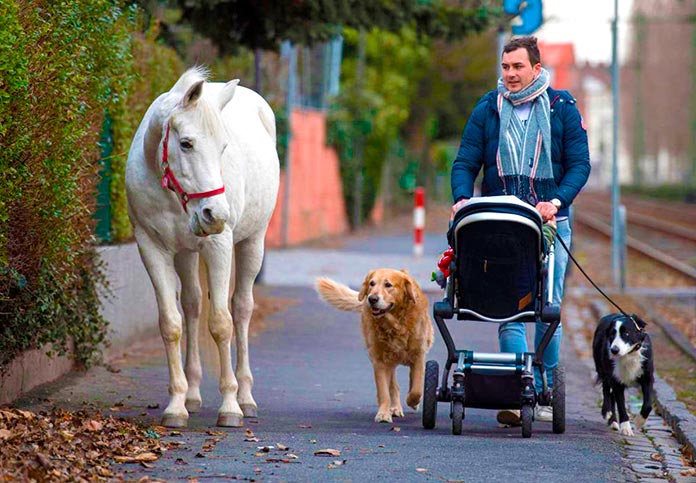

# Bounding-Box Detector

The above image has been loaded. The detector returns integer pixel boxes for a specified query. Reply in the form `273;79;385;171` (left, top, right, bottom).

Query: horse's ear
182;80;205;108
219;79;240;111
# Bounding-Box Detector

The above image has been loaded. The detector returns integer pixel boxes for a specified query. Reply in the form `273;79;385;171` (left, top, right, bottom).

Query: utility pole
611;0;625;289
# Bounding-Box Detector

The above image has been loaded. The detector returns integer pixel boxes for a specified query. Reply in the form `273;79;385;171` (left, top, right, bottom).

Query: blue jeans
498;218;571;393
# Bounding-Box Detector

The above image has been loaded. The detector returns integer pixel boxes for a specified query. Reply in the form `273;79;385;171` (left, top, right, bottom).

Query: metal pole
352;30;366;228
611;0;622;287
281;42;297;247
618;204;627;290
497;27;506;78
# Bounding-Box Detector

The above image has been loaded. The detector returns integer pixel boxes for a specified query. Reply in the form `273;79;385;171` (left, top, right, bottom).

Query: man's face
501;48;541;93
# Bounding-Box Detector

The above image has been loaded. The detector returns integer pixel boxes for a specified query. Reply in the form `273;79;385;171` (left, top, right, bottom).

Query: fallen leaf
390;427;401;432
36;453;51;468
195;452;205;458
286;454;299;459
276;443;289;451
114;452;159;463
245;428;255;437
85;420;103;431
650;453;664;462
416;468;428;473
141;462;155;469
169;430;182;436
244;437;260;442
174;458;188;465
16;409;34;419
314;448;341;457
681;468;696;477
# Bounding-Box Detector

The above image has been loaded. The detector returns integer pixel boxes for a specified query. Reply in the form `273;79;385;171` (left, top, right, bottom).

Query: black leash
554;234;631;318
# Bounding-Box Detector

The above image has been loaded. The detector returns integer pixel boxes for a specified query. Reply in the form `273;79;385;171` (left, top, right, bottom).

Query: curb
589;300;696;460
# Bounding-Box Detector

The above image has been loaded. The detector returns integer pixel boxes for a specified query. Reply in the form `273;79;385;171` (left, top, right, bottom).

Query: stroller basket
448;196;544;321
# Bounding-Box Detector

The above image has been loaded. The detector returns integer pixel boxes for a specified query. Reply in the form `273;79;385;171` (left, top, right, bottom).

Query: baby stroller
423;195;565;438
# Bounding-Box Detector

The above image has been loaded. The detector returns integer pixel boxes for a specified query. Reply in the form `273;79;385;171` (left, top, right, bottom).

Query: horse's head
159;72;238;237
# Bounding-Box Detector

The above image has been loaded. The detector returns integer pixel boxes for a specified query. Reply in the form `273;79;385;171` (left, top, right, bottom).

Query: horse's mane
169;66;227;142
171;66;210;94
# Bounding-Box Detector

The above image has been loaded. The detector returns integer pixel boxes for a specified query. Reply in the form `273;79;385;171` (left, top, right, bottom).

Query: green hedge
108;20;184;241
0;1;138;370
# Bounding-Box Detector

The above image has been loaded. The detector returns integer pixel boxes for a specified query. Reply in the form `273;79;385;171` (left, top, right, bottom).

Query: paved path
15;229;696;482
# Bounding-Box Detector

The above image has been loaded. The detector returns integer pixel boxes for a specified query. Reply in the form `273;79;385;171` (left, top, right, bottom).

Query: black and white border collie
592;313;654;436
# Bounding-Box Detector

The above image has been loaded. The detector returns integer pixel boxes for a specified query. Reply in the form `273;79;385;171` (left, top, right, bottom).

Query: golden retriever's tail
314;277;362;312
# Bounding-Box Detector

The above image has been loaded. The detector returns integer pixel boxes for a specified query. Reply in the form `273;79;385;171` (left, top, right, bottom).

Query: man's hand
535;201;558;223
450;198;470;221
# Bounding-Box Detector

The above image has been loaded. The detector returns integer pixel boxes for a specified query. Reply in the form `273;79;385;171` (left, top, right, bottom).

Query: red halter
160;123;226;213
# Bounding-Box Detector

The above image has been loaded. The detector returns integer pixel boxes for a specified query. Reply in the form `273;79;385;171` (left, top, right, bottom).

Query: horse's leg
174;251;203;413
135;233;188;427
201;238;244;427
232;235;265;418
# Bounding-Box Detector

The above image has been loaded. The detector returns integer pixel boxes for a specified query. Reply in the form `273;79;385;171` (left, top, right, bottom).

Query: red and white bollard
413;187;425;257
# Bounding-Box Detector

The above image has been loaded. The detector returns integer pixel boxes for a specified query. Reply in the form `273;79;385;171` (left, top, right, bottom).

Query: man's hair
503;36;541;66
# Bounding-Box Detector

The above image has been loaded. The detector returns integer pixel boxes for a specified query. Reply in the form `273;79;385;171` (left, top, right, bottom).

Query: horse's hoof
240;404;258;418
161;414;188;428
185;399;202;413
217;412;244;427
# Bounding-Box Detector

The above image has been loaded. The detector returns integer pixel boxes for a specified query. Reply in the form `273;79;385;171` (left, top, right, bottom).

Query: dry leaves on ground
0;407;167;482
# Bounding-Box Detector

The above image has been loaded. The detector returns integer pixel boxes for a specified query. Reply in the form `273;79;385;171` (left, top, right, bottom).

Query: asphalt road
15;228;679;483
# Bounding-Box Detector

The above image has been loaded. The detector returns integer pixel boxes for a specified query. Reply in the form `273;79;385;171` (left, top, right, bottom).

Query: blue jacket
451;87;590;217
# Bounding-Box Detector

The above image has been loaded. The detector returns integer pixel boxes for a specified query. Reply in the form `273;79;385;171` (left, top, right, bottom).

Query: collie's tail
314;277;362;312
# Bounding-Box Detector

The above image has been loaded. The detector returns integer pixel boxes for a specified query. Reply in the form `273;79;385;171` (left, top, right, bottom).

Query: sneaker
497;409;521;426
535;405;553;422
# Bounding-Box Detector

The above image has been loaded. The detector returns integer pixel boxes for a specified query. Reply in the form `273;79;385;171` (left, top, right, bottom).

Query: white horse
125;67;279;427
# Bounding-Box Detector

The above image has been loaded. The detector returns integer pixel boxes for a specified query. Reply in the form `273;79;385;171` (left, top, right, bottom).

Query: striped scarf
496;68;555;205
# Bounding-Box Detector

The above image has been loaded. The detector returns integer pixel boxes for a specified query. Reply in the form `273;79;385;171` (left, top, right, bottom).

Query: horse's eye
180;139;193;150
385;281;392;288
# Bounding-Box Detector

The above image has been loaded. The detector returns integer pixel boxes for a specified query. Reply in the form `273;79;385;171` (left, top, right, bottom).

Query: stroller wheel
451;401;464;435
552;366;566;434
521;405;533;438
422;360;439;430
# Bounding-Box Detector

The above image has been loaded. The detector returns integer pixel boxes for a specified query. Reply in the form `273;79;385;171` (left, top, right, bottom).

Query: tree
175;0;498;54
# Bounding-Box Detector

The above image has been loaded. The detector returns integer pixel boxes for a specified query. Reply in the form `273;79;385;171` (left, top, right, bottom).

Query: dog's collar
627;342;643;355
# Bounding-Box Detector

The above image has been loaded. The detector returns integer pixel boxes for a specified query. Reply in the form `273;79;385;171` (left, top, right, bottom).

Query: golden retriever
315;269;434;423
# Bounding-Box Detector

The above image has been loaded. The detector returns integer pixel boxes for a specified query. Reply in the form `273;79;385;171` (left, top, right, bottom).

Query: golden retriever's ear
403;277;418;304
359;270;375;301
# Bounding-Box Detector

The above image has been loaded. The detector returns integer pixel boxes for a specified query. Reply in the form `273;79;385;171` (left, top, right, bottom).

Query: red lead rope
160;123;225;212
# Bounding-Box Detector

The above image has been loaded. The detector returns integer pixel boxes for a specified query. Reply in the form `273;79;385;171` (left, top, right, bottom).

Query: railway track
573;195;696;282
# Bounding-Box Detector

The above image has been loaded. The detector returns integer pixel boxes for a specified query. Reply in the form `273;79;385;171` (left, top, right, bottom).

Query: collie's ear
630;314;647;329
358;270;375;301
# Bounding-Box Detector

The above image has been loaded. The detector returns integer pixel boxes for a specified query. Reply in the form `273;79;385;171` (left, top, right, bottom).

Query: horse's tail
197;258;228;380
258;101;276;145
314;277;363;312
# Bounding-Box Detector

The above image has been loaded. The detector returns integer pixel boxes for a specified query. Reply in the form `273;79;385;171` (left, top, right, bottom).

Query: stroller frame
423;196;565;438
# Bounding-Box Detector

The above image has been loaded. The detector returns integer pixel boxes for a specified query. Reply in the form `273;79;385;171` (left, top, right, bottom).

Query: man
450;36;590;425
